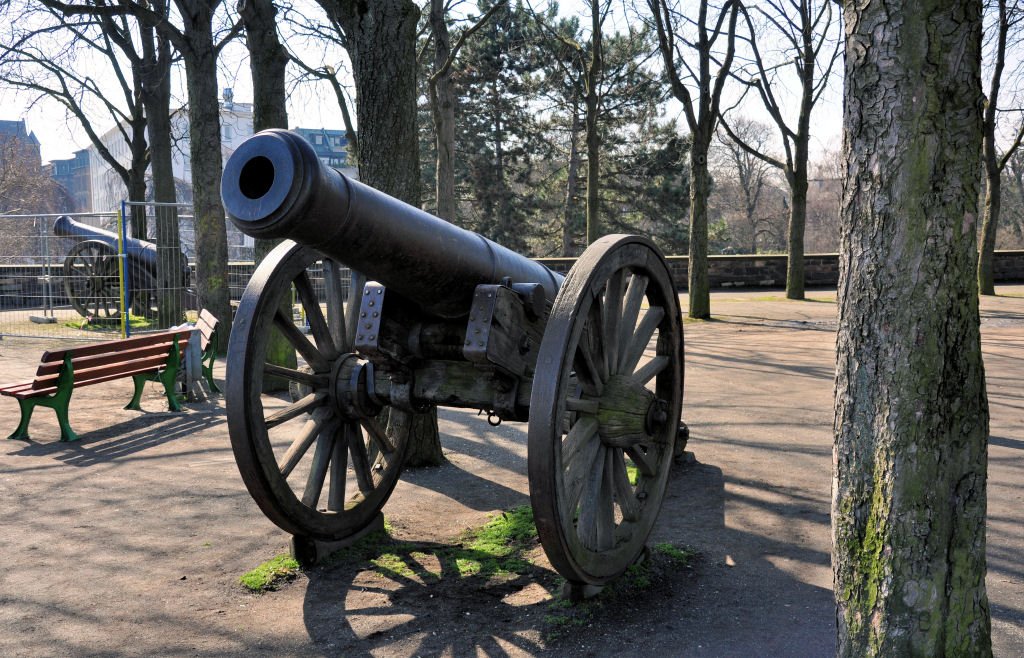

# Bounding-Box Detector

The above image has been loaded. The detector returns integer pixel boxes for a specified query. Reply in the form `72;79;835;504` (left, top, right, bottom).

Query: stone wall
537;251;1024;290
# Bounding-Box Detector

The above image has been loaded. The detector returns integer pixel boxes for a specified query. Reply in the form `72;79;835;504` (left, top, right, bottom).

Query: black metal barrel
53;215;157;271
221;129;563;319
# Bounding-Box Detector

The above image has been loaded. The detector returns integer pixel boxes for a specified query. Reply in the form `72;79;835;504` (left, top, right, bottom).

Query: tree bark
325;0;444;467
140;14;184;328
241;0;295;388
563;109;582;256
179;0;231;351
240;0;288;132
429;0;457;222
584;0;603;245
786;163;807;300
688;143;711;319
834;1;991;655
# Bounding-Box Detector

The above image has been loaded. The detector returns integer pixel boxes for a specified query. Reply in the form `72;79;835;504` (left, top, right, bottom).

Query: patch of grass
318;507;539;583
239;554;300;593
653;542;698;566
63;314;153;331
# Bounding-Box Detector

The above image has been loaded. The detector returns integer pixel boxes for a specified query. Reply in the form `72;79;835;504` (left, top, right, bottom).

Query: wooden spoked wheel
64;240;121;318
227;241;411;541
528;235;683;585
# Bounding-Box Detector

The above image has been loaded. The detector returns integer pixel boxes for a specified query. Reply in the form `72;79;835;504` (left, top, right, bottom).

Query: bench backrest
197;309;219;354
32;331;190;390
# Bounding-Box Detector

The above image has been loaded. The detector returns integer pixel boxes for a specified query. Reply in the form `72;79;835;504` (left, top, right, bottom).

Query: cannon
54;215;192;319
222;129;685;587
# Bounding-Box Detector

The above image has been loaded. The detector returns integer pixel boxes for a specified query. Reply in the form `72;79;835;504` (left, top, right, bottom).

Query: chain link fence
0;204;256;342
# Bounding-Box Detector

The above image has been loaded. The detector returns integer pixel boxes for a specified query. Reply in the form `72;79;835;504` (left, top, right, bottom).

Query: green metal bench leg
52;395;78;442
159;336;183;412
7;355;79;442
202;350;221;393
7;400;36;441
125;374;149;411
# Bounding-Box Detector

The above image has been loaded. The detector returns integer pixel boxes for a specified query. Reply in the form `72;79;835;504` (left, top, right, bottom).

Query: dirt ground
1;288;1022;657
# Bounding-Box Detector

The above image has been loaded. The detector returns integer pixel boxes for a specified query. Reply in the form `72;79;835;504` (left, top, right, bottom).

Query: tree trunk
242;0;295;389
241;0;288;132
786;165;808;300
429;0;457;223
978;172;1000;295
137;4;183;329
563;110;582;256
333;0;444;467
688;143;711;319
179;2;231;351
584;0;602;245
834;1;991;655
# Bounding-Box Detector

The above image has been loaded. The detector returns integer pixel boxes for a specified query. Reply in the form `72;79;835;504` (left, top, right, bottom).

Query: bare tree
646;0;739;319
0;3;149;235
712;117;780;253
978;0;1024;295
722;0;840;299
43;0;243;347
427;0;504;222
835;0;991;653
315;0;443;466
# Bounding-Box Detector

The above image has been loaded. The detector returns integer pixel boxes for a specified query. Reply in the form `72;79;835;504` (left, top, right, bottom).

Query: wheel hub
592;375;662;449
330;353;381;420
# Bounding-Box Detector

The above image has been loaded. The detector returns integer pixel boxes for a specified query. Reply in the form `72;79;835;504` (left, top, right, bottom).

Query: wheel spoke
561;416;598;472
574;340;604;397
273;308;329;372
294;271;338;360
562;430;602;519
327;424;348;511
633;355;670;386
345;270;366;348
278;407;331;478
577;445;614;551
263;363;329;388
601;270;625;376
361;415;396;454
302;422;338;507
264;392;326;429
349;422;374;495
620;306;664;375
611;449;641;522
618;274;649;365
625;445;657;479
322;259;349;350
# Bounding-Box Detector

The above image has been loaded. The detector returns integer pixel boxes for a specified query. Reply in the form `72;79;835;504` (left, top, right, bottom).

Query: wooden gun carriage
221;129;686;587
54;215;192;319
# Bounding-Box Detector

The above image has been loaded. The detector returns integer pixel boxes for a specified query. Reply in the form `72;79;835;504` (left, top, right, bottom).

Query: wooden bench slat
40;330;189;364
11;366;165;400
33;337;189;380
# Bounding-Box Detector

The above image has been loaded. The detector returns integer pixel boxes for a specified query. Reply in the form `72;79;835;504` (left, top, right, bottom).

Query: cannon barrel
53;215;157;271
221;129;563;319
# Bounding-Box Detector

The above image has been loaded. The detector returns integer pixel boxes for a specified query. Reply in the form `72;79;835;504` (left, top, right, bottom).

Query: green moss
63;314;153;331
239;554;301;593
653;542;697;566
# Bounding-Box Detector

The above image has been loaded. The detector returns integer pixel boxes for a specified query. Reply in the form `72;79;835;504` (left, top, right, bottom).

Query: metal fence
0;204;256;342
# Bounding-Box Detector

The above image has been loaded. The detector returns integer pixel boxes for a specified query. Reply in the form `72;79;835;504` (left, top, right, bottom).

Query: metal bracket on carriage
463;281;545;378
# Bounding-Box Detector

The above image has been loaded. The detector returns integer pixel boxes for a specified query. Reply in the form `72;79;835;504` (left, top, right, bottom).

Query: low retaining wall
2;251;1023;310
537;251;1024;290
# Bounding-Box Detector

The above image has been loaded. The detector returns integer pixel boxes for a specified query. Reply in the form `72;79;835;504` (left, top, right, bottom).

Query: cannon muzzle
54;215;157;271
221;129;562;318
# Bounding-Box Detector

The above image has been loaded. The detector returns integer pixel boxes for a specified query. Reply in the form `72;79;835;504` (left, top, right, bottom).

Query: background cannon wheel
227;241;411;541
528;235;683;585
63;240;121;319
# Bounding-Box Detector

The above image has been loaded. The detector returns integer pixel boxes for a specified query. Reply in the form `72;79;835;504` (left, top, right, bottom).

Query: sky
2;0;846;166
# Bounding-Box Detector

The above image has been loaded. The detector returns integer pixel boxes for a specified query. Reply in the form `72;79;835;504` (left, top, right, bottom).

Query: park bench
1;330;192;442
194;308;221;394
